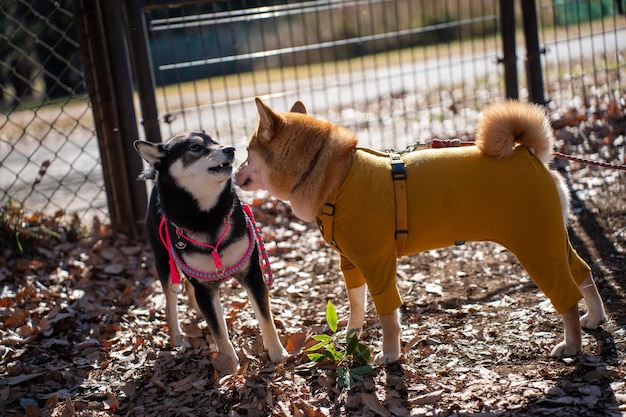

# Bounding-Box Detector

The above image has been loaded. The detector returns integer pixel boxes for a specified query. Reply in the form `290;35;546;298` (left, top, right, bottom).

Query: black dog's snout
222;146;236;156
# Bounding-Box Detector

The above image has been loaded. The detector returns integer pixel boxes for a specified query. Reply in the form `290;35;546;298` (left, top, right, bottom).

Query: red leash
553;151;626;171
400;139;626;171
243;204;274;286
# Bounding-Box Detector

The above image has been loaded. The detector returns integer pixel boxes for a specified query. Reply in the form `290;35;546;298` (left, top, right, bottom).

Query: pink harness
158;204;273;287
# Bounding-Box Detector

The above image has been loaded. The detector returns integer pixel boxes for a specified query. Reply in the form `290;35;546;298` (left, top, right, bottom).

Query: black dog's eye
189;144;203;153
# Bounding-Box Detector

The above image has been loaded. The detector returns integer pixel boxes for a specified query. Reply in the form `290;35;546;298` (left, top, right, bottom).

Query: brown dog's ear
254;97;279;142
134;140;166;166
289;101;307;114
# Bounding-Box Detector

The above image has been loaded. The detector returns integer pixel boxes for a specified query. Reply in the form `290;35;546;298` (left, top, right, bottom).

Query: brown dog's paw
550;341;581;358
580;312;606;330
373;351;401;365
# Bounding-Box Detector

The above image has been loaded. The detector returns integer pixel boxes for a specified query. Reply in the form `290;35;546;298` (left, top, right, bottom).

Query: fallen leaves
1;101;625;416
1;197;624;416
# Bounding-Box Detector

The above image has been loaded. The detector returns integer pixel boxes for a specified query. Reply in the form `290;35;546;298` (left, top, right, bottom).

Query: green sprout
306;301;373;389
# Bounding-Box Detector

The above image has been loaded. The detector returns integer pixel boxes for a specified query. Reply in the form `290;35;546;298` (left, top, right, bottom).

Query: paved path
1;28;624;220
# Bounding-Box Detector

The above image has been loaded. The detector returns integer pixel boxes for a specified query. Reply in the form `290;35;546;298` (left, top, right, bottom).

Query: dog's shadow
360;328;620;416
560;164;625;327
335;361;411;415
381;361;411;411
514;333;620;417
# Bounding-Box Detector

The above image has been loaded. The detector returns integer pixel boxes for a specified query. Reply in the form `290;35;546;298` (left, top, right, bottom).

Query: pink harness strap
244;204;274;285
158;204;273;287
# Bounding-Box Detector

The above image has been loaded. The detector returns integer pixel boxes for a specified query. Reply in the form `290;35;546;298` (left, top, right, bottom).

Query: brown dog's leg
578;273;607;329
375;308;402;364
346;284;367;334
550;304;582;357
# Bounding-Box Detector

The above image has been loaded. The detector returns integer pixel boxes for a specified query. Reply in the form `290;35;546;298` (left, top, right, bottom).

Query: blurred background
1;0;624;238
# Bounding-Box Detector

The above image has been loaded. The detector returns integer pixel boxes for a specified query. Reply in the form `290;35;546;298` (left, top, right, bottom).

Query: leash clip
211;251;225;279
173;226;187;249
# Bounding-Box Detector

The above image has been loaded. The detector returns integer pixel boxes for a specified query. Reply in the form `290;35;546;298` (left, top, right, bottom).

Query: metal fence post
123;0;162;144
499;0;519;99
73;0;147;239
521;0;547;104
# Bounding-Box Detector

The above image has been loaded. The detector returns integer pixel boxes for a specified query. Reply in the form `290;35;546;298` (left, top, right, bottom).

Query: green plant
0;160;87;258
0;200;63;256
306;301;373;389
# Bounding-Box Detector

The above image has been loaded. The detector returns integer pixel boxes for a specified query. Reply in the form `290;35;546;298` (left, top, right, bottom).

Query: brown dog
236;98;606;363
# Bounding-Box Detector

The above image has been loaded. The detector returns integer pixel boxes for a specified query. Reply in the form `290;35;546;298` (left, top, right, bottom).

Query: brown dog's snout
236;157;249;170
235;158;251;187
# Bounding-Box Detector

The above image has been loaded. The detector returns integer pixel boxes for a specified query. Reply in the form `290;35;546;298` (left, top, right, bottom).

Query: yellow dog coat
316;146;590;316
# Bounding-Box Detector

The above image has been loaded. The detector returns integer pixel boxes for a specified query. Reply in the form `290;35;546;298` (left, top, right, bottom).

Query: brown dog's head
236;98;309;197
236;97;357;221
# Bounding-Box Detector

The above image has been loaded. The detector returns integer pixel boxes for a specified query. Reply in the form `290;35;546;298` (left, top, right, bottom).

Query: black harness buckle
391;159;407;181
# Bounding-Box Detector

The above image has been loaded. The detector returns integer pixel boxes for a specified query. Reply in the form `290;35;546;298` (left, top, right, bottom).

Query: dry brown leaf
3;308;28;329
231;298;249;309
285;330;310;354
361;393;391;417
44;393;59;408
103;391;119;410
103;263;124;275
24;403;39;417
5;372;46;386
409;389;444;406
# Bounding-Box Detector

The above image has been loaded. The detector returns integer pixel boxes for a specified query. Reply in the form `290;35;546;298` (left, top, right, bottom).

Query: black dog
134;132;286;371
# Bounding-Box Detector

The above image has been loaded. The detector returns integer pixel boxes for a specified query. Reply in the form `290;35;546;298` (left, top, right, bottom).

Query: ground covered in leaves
1;103;625;416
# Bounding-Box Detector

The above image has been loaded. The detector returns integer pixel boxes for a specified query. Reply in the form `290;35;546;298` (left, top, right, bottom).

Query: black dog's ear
134;140;166;167
289;101;307;114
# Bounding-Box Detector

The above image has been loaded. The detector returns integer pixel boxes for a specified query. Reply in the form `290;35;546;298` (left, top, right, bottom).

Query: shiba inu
236;98;607;364
134;132;286;371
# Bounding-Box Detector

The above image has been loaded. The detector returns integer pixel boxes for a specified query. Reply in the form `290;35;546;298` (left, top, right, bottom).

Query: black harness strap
388;152;408;253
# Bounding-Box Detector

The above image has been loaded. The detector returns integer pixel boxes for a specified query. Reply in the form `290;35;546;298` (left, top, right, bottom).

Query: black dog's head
134;132;236;212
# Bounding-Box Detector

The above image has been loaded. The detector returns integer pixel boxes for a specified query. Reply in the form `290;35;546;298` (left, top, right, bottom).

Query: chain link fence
1;0;105;222
1;0;625;234
144;0;505;151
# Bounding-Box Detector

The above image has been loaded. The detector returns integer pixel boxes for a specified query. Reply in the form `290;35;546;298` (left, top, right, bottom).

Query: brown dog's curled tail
475;101;554;165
